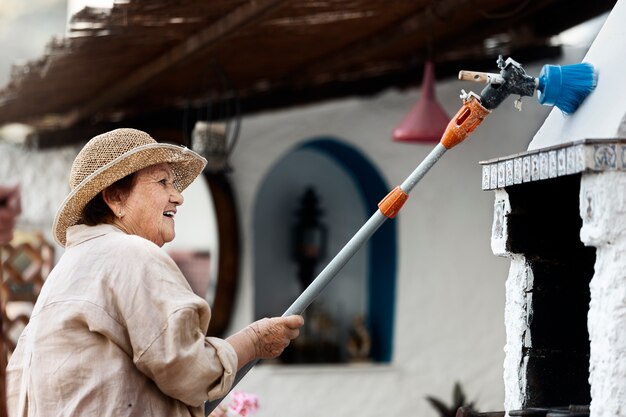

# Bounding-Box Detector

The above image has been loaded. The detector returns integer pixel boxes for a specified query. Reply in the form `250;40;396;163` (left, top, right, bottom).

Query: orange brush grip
378;186;409;218
441;97;490;149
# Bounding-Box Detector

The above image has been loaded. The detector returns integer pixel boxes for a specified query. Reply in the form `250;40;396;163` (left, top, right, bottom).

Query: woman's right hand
246;315;304;359
227;315;304;367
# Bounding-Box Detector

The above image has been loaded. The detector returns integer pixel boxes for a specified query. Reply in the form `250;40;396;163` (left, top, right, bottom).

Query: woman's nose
171;186;184;205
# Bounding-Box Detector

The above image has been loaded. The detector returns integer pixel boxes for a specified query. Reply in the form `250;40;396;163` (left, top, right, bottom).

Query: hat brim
53;143;207;247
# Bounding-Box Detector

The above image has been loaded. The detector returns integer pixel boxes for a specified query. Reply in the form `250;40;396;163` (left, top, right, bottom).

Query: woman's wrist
226;327;258;369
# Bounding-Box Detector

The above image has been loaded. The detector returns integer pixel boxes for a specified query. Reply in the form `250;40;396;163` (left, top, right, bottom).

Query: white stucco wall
0;52;579;416
490;189;532;412
579;171;626;417
0;143;78;244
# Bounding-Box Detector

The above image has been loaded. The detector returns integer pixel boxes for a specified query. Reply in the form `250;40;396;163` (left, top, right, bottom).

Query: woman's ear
102;187;125;218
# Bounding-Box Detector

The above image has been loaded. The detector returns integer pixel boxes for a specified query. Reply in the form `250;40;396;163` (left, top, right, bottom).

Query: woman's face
117;163;184;247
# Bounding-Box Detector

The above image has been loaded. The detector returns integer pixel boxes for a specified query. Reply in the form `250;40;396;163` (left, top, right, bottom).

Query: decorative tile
548;150;557;178
482;165;491;190
557;149;566;176
566;146;576;174
513;158;522;184
522;156;531;182
539;153;549;179
480;140;626;191
594;144;616;169
505;160;514;186
498;162;506;188
576;145;585;172
530;154;540;181
490;165;498;189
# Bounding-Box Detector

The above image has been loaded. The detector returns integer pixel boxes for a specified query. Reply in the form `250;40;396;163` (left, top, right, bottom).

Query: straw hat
52;128;207;247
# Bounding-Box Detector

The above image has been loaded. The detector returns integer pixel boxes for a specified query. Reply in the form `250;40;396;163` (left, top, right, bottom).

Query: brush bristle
536;62;598;115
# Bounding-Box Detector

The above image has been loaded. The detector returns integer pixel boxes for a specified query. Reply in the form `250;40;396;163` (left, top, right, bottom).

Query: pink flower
227;391;260;417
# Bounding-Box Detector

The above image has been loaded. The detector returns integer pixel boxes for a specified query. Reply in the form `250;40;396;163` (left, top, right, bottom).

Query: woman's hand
227;315;304;367
246;316;304;359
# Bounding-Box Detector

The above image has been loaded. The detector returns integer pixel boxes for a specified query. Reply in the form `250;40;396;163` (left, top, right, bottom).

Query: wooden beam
31;43;562;149
287;0;460;83
56;0;289;129
286;0;559;84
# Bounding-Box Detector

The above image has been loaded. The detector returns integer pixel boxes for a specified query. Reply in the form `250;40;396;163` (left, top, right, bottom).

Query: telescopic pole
205;93;490;416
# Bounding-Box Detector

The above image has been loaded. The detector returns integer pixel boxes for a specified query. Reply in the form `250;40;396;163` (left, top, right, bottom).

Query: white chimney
482;0;626;416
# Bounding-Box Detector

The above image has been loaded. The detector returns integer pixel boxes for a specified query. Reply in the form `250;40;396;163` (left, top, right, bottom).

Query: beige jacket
6;224;237;417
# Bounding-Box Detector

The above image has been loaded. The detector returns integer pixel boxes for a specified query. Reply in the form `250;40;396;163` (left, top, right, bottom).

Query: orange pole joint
378;186;409;218
441;92;491;149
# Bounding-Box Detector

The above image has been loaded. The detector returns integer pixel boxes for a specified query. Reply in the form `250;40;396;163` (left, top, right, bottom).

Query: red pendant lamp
393;60;449;143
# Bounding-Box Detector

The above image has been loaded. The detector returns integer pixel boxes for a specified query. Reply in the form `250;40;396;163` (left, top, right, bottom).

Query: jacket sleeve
112;236;238;406
135;307;238;406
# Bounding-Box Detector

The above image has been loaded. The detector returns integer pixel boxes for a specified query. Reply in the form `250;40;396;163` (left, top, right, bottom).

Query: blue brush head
536;62;598;115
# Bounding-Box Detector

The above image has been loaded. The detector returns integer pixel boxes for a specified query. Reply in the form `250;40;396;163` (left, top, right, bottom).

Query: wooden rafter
55;0;290;130
0;0;615;148
287;0;461;84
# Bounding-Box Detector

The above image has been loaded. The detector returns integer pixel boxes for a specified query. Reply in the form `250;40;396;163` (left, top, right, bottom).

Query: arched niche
253;137;397;363
166;171;240;337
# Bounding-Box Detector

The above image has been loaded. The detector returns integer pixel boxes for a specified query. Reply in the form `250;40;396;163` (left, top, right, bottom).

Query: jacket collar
65;223;125;248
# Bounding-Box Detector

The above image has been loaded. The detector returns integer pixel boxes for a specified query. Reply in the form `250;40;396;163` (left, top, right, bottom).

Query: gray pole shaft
400;143;447;193
205;143;448;416
285;143;447;315
283;210;386;316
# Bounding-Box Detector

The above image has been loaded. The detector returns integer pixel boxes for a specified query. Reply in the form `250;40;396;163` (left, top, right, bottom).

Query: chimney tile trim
480;139;626;190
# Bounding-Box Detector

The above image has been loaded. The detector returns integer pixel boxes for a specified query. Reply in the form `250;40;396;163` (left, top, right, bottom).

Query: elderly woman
6;129;303;417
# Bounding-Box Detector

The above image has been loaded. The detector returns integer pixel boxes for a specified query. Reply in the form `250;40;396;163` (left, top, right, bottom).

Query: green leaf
426;396;453;417
453;382;466;407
